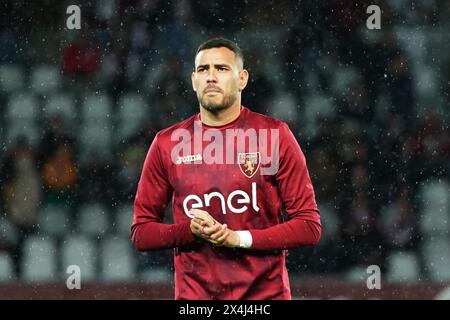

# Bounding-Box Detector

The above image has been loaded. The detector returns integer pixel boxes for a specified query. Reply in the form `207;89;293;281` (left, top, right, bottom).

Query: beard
198;91;238;114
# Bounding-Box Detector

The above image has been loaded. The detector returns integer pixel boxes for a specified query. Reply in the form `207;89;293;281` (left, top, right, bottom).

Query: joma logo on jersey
238;152;260;178
176;154;202;164
183;182;260;216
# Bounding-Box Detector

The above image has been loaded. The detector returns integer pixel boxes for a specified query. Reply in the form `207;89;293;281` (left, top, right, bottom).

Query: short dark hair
196;37;244;66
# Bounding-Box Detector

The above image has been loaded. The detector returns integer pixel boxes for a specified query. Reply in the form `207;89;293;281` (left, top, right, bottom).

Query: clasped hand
189;209;240;248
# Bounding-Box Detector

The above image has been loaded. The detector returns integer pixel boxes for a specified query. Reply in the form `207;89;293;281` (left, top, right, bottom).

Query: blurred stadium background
0;0;449;299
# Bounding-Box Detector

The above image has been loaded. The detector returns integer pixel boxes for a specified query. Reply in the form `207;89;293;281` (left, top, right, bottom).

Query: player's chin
202;100;226;112
203;94;222;102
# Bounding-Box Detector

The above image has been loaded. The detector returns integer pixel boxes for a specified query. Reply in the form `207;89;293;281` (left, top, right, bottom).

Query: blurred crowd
0;0;449;282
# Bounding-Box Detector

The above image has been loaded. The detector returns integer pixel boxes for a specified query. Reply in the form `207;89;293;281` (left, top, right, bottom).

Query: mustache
204;85;223;93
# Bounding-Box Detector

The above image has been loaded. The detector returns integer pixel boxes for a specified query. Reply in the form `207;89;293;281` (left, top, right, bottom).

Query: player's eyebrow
214;64;231;69
196;64;232;71
196;64;208;71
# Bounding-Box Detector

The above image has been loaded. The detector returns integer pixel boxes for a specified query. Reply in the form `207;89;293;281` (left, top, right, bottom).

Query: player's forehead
194;47;238;67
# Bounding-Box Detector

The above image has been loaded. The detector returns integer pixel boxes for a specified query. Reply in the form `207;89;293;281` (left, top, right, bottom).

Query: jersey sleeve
249;123;322;250
131;133;196;250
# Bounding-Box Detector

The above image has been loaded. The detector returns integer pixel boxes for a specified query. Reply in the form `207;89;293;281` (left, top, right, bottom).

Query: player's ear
191;71;197;92
239;69;249;92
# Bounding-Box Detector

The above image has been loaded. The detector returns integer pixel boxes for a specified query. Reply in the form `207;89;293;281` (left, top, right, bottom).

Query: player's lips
204;87;222;94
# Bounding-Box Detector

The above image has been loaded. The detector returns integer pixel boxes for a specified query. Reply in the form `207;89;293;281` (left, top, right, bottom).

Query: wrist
235;230;252;249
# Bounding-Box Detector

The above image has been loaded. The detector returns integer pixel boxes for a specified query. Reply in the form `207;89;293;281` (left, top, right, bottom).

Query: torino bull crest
238;152;260;178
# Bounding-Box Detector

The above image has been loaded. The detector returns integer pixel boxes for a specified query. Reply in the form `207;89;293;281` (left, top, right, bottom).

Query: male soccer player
132;37;321;299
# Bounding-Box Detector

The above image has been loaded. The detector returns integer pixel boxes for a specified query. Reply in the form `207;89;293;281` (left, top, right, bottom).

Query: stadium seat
139;266;172;283
268;92;298;124
395;28;427;64
374;93;392;122
418;179;450;235
0;64;24;93
30;65;61;94
78;122;113;161
387;251;420;282
43;93;77;122
60;235;96;282
21;236;58;282
99;235;136;282
81;93;112;122
435;286;450;300
414;64;437;100
77;203;109;238
144;64;165;95
330;66;361;97
117;93;148;140
5;122;39;146
6;93;39;121
0;216;19;247
0;252;16;282
303;94;335;138
422;236;450;281
38;204;71;239
79;93;113;159
96;0;117;20
316;203;339;245
114;204;133;236
345;265;369;283
304;94;335;123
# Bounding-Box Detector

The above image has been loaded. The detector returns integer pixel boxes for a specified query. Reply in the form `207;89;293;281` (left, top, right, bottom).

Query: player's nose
206;69;218;82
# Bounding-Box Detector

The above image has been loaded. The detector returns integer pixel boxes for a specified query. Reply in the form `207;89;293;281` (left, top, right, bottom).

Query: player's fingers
203;224;222;236
190;219;202;229
209;230;224;241
191;210;209;224
191;220;207;236
209;224;227;241
191;210;219;229
212;225;228;243
190;208;209;216
193;211;216;226
193;216;212;227
200;220;211;227
193;218;206;226
191;209;210;220
215;229;230;244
